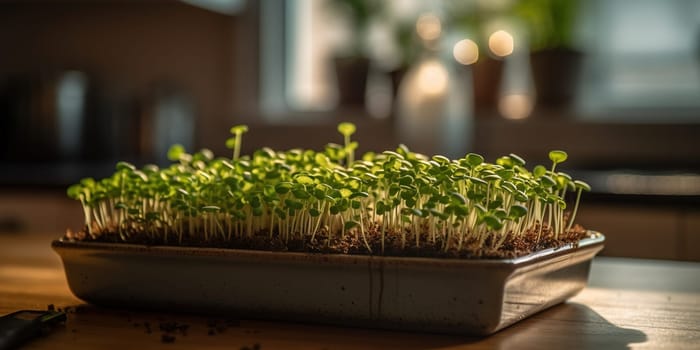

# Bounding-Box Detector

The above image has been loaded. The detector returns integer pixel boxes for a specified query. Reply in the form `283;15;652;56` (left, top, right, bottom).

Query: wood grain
1;232;699;349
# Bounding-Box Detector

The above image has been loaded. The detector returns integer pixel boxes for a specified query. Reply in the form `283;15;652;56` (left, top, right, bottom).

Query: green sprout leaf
509;153;526;167
230;125;249;135
574;180;592;192
533;165;547;178
549;150;568;164
482;215;503;230
202;205;222;213
116;161;136;172
344;220;360;230
167;144;185;162
509;204;528;218
465;153;484;167
225;138;236;149
295;174;314;185
339;188;353;198
66;184;82;199
337;122;356;137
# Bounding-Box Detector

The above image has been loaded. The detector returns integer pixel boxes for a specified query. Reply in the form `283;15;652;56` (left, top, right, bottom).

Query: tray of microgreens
52;122;604;335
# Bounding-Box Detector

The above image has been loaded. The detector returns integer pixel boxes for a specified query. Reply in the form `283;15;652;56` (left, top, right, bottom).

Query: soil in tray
64;224;589;259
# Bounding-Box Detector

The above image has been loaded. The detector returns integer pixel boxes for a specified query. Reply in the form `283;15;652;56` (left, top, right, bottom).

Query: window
578;0;700;122
262;0;700;122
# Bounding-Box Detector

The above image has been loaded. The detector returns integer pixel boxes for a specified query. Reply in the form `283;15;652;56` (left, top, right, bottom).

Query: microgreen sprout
337;122;357;166
227;125;249;161
548;150;567;173
67;123;590;257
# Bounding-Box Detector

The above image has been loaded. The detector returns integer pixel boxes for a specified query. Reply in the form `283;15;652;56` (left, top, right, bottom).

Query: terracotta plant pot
53;231;604;335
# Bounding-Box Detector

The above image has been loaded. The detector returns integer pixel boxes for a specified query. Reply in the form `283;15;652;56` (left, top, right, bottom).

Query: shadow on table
48;302;646;350
487;302;648;350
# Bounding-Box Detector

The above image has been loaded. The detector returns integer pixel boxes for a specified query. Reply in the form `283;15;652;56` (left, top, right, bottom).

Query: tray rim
52;230;604;270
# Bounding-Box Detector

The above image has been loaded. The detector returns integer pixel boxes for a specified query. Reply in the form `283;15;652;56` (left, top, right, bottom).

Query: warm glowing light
453;39;479;65
416;60;448;96
416;13;441;41
499;94;533;120
488;30;514;57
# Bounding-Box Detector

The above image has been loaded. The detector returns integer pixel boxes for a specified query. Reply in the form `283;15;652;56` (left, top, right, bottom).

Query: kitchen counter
1;232;699;349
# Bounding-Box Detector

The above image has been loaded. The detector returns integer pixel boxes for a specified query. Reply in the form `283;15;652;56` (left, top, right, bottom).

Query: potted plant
447;3;510;114
515;0;584;108
326;0;382;109
54;122;604;335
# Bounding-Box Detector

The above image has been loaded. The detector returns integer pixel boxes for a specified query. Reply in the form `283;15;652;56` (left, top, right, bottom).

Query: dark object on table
0;310;66;350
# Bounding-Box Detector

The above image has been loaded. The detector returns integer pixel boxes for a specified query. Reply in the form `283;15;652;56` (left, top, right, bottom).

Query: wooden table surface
1;232;699;350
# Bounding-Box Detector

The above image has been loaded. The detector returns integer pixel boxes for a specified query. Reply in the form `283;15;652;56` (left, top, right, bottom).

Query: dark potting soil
65;224;589;259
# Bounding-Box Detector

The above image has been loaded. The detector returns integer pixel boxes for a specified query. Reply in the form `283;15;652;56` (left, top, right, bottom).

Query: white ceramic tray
53;231;605;335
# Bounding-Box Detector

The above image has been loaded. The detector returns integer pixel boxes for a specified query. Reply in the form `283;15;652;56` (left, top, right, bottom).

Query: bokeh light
416;60;448;96
498;94;533;119
453;39;479;65
488;30;514;57
416;13;441;41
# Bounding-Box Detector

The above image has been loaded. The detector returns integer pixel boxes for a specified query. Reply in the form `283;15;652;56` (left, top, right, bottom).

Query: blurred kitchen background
1;0;699;260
